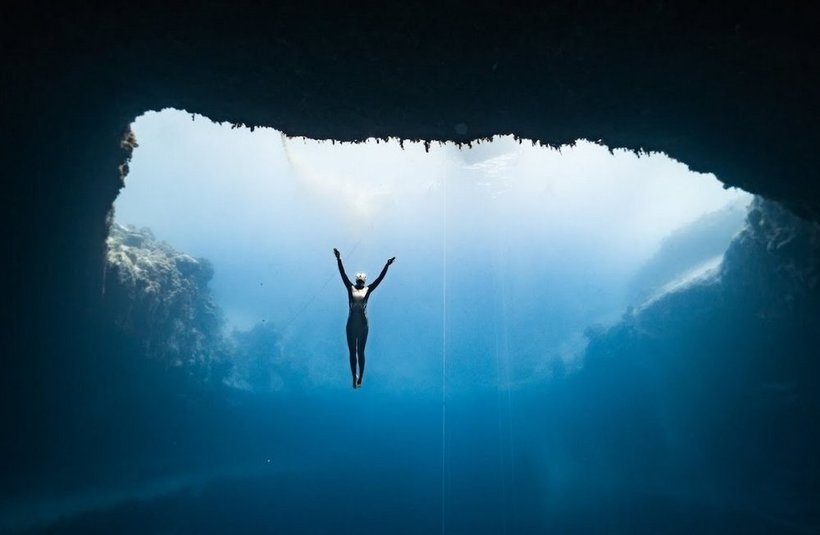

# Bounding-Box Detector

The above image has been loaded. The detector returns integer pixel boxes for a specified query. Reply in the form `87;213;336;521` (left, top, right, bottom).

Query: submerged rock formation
104;223;227;376
103;223;292;392
551;198;820;524
224;323;292;392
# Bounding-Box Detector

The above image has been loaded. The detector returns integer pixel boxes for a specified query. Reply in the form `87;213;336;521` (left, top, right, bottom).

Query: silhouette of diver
334;248;395;389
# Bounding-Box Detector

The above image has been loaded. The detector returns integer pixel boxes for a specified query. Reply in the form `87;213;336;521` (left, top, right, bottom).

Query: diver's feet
357;375;363;388
353;375;359;389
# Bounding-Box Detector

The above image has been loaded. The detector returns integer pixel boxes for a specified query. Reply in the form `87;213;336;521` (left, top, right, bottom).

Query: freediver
334;248;395;389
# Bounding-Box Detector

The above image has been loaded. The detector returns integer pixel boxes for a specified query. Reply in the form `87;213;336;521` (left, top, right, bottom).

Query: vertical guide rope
441;173;447;535
279;228;370;335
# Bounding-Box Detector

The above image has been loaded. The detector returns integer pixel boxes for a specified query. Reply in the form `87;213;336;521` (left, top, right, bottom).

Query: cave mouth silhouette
106;107;753;393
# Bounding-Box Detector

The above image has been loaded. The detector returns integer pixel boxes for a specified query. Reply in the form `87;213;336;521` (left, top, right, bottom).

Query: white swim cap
355;272;367;283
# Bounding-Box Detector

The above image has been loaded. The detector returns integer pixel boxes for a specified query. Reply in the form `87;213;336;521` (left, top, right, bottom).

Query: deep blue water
12;383;809;533
6;114;818;533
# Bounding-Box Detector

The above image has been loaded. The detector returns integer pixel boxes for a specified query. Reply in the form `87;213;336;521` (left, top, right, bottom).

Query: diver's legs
346;322;358;388
356;326;369;386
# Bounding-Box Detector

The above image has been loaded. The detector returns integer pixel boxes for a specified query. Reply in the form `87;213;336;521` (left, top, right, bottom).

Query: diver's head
355;272;367;288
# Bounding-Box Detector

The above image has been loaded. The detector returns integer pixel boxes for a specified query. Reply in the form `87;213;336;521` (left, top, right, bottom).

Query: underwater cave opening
16;106;820;535
109;107;752;396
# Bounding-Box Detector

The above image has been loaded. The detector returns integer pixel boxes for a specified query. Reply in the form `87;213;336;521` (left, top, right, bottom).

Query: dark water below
6;382;815;534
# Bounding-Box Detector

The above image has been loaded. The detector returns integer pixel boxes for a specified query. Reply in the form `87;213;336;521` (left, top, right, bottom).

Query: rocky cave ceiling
2;1;819;313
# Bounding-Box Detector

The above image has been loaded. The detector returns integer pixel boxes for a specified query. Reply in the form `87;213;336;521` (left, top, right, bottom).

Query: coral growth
104;223;226;375
103;223;293;391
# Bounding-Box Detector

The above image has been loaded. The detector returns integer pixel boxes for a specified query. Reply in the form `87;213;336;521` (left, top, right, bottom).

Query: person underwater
334;248;395;389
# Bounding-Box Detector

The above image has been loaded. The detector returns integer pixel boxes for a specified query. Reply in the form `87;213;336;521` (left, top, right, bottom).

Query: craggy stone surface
104;223;224;372
104;223;292;391
4;2;819;312
538;199;820;525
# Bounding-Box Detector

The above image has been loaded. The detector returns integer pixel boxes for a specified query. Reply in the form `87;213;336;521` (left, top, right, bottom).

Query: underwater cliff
104;223;226;373
538;198;820;530
104;223;298;394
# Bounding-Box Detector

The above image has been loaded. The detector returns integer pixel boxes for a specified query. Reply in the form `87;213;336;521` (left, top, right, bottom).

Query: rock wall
104;224;226;376
4;2;820;325
547;198;820;522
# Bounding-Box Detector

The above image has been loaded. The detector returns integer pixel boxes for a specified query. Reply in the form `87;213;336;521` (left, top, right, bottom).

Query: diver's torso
349;286;369;318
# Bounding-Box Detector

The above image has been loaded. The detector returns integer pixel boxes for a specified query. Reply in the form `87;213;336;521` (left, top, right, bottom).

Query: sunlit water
6;109;758;533
115;109;750;391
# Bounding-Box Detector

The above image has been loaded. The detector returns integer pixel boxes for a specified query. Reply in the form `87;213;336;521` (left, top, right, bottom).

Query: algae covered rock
103;223;227;377
563;198;820;520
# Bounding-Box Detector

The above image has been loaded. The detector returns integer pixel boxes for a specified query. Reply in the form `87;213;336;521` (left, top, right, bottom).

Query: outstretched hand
334;248;341;259
387;257;396;266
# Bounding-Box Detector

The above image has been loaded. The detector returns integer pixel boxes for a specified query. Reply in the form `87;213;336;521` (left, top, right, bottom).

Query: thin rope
497;250;516;526
493;268;508;535
276;132;373;334
503;279;515;525
441;174;447;535
280;230;370;335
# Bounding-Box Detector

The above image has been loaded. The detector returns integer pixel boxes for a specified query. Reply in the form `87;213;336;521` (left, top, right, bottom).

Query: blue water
13;110;818;534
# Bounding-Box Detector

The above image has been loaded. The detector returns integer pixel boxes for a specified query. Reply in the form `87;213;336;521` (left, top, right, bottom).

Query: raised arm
367;257;395;294
334;248;353;288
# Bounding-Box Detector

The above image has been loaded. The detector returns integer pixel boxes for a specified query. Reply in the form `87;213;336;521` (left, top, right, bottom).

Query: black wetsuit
336;256;391;386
